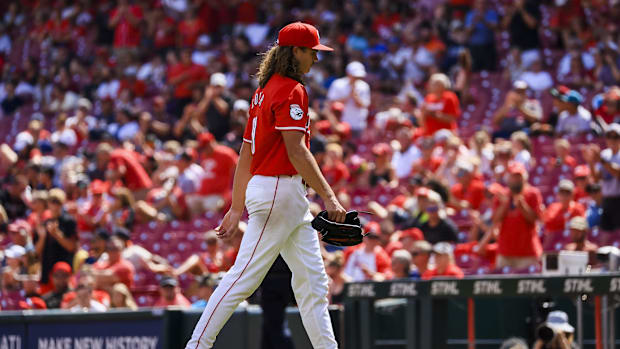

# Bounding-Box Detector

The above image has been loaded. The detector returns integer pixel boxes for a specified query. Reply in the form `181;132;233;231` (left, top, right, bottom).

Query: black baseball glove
311;210;365;247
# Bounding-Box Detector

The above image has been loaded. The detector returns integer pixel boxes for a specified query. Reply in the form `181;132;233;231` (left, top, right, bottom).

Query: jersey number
251;116;257;155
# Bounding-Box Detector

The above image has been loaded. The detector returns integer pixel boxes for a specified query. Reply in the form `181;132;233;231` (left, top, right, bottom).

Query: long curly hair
256;45;303;88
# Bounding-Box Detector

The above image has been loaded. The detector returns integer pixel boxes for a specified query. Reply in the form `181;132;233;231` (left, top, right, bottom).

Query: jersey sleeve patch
289;104;304;120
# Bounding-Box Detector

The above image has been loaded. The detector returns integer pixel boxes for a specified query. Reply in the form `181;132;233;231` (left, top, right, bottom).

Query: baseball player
185;22;345;349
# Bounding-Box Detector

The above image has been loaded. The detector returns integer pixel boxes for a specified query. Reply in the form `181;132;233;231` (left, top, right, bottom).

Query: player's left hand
216;209;242;240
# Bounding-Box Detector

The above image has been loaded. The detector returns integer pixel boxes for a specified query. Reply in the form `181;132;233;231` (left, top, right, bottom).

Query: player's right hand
216;209;242;240
325;197;346;223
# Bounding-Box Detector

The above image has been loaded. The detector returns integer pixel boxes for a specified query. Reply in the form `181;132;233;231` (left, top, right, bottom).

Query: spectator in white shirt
518;59;553;93
555;90;592;136
66;98;97;141
391;126;422;179
70;274;107;312
327;61;371;134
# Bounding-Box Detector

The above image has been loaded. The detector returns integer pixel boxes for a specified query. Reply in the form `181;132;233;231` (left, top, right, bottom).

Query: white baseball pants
185;175;338;349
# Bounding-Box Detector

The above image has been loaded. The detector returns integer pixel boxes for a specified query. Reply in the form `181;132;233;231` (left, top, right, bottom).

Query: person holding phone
478;162;543;269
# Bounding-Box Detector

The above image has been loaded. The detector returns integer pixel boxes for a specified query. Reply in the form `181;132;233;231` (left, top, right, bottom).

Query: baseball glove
311;210;365;247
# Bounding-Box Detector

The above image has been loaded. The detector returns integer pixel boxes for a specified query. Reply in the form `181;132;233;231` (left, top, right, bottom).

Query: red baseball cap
574;165;590;178
198;132;215;147
399;228;423;241
363;221;381;236
507;161;528;177
52;261;72;275
90;179;109;195
277;22;333;51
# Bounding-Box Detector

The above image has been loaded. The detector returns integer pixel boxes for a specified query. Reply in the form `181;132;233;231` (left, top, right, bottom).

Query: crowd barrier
343;273;620;349
0;306;342;349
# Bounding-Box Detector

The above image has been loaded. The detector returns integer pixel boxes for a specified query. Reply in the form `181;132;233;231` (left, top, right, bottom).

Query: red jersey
543;201;585;233
451;178;485;210
108;149;152;190
496;186;544;257
244;74;310;176
110;5;143;48
422;90;460;136
198;145;238;196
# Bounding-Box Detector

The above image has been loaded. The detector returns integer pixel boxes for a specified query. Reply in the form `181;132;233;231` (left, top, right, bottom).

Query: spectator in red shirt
76;180;109;234
96;143;152;199
594;87;620;125
450;161;485;211
420;73;460;136
193;132;238;212
483;162;543;270
154;277;191;308
422;242;464;279
411;137;442;177
109;0;143;49
549;138;577;170
321;143;350;193
177;10;206;48
167;49;208;117
563;216;599;266
542;180;585;248
573;165;591;203
42;261;73;309
93;236;135;290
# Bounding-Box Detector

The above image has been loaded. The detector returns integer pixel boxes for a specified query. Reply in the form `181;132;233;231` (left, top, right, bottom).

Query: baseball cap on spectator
30;112;44;122
197;274;217;289
512;80;528;90
114;227;131;241
415;187;430;197
568;216;588;231
412;240;433;253
372;143;391;156
48;188;66;204
433;242;454;255
198;132;215;147
210;73;227;87
160;277;178;288
456;160;474;174
5;245;26;259
233;99;250;112
277;22;333;51
52;261;72;275
606;123;620;136
363;221;381;237
19;297;47;310
434;129;453;143
77;98;92;111
550;85;571;99
331;101;345;113
90;179;109;195
8;219;31;236
346;61;367;78
14;132;34;152
558;179;575;192
560;90;583;105
574;165;590;178
507;161;528;177
399;228;423;241
94;228;111;241
197;34;211;47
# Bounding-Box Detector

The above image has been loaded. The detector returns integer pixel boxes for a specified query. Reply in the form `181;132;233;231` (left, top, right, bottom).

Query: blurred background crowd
0;0;619;312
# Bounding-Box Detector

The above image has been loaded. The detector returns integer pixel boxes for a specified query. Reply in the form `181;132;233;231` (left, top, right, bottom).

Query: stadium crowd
0;0;619;312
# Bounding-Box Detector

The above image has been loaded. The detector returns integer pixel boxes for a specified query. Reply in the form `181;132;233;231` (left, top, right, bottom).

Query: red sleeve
526;188;544;218
374;249;391;274
468;182;485;210
274;85;308;132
